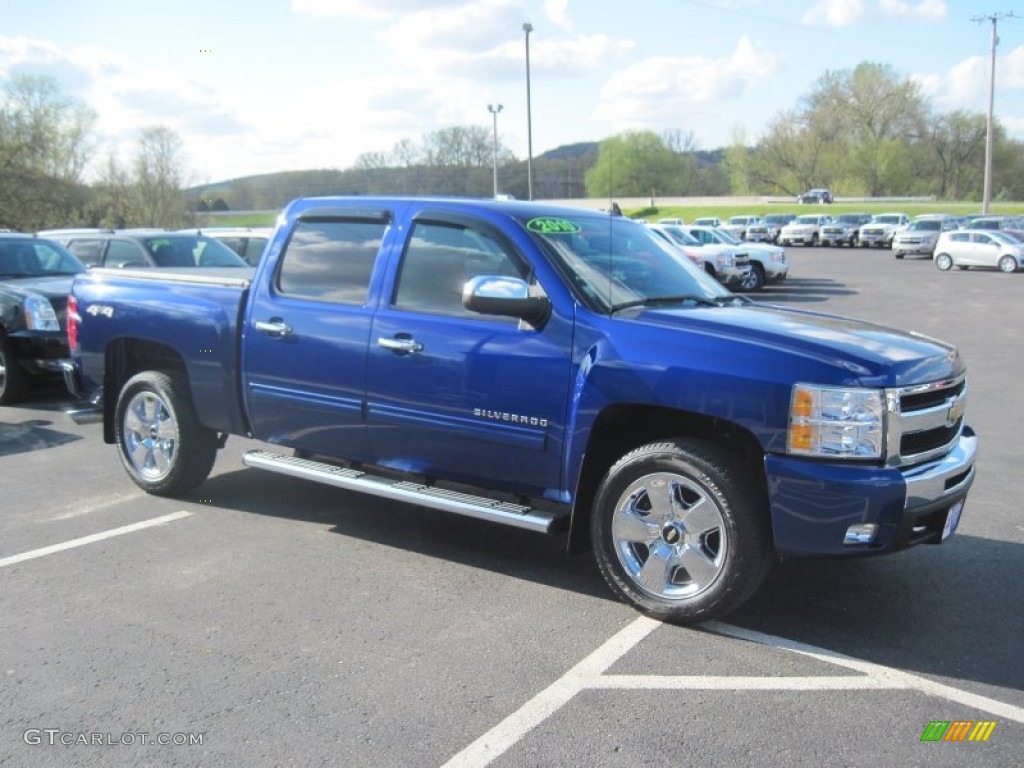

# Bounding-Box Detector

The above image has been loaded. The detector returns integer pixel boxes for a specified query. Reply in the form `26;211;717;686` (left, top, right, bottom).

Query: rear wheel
935;253;953;271
998;255;1018;273
0;335;28;405
591;439;773;624
115;370;219;495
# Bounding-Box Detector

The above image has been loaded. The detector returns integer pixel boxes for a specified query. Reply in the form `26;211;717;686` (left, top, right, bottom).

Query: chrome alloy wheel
611;471;727;601
122;390;179;480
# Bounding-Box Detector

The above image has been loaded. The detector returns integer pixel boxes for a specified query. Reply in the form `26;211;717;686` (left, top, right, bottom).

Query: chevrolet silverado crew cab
64;197;978;623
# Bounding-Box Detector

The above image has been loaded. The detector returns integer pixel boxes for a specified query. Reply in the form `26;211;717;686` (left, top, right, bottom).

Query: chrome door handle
254;320;293;336
377;337;423;354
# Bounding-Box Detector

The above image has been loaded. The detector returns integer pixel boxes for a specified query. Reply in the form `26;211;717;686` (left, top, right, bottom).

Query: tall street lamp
523;21;534;200
487;103;503;197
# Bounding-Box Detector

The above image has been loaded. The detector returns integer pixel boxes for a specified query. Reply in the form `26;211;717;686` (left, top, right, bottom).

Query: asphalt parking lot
1;245;1021;767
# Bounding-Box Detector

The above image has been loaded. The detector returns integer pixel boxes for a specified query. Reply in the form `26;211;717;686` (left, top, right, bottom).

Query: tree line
2;61;1021;233
0;75;190;231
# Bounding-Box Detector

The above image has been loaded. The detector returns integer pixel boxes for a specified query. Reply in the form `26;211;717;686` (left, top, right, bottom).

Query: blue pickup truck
64;197;977;623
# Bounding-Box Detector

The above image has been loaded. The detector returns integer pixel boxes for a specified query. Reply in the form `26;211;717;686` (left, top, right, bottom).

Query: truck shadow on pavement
196;466;1020;697
750;277;858;304
726;535;1023;695
196;467;610;601
0;417;81;457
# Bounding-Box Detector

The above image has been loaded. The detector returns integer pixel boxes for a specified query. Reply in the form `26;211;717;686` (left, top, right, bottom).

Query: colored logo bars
920;720;997;742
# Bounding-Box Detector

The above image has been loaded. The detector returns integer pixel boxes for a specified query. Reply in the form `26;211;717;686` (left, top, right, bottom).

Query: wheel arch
566;404;768;554
102;338;188;443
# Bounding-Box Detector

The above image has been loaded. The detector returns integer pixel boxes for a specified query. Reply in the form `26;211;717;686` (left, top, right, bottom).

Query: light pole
523;21;534;200
487;103;503;197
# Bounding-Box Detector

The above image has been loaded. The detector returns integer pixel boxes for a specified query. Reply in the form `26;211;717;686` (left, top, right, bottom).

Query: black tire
0;335;28;405
935;253;953;271
741;263;766;292
590;439;773;624
998;255;1018;273
810;233;819;247
115;370;218;495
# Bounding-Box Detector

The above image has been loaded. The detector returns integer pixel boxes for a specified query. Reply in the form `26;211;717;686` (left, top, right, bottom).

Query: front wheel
998;255;1018;273
591;439;773;624
115;370;219;495
741;263;765;292
0;335;28;405
935;253;953;271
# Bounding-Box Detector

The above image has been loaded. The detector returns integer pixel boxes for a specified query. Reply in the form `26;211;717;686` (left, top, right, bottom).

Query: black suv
0;234;87;403
797;188;833;204
47;230;249;269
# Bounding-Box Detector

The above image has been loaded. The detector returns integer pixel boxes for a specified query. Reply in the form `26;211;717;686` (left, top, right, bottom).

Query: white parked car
857;213;909;248
933;230;1024;273
892;216;957;260
646;223;751;288
778;214;831;247
720;215;763;241
691;216;722;228
685;225;789;291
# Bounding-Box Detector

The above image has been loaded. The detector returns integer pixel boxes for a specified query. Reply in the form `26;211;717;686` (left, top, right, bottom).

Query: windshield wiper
611;294;722;313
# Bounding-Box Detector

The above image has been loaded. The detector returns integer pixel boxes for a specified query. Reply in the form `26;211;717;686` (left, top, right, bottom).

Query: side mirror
462;275;550;326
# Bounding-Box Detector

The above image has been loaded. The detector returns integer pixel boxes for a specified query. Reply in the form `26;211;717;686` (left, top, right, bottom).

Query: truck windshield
521;213;731;313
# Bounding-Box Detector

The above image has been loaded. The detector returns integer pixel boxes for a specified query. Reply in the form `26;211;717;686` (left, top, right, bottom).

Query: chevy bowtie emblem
945;397;964;428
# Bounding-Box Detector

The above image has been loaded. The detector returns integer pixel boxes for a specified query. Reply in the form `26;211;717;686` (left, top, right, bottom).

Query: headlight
788;384;883;459
24;296;60;331
716;253;735;268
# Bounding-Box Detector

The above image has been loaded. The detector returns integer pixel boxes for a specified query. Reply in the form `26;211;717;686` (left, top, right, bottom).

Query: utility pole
973;11;1017;214
487;104;503;197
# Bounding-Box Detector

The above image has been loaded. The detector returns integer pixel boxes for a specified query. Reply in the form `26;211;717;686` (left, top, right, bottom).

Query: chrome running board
241;449;568;534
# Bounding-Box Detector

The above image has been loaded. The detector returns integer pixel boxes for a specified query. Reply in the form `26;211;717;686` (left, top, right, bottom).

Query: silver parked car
892;216;957;259
933;230;1024;273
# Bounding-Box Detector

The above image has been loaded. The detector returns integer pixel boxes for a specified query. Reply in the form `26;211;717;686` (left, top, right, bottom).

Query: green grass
632;201;1022;222
194;211;278;227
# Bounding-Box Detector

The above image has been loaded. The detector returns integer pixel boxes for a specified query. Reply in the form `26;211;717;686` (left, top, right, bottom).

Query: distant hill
187;143;725;210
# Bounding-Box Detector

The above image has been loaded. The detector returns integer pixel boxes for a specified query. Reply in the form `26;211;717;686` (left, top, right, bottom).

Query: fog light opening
844;523;878;545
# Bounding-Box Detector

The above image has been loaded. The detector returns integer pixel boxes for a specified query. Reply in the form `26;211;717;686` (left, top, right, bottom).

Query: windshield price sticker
526;217;582;235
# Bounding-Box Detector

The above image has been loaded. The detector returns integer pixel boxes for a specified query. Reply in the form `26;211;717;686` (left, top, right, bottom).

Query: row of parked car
685;212;1024;275
649;220;788;292
0;226;274;404
36;226;271;269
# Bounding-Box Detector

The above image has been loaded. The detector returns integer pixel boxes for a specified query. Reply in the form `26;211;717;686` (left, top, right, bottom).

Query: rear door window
276;220;386;305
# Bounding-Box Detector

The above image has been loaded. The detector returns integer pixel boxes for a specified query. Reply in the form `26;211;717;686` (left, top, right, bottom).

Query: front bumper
780;232;816;245
893;241;936;256
716;265;749;286
859;233;892;246
765;426;977;556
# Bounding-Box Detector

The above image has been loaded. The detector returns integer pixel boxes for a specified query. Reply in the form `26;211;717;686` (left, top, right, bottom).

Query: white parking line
443;615;1024;768
0;511;193;569
442;616;661;768
708;621;1024;724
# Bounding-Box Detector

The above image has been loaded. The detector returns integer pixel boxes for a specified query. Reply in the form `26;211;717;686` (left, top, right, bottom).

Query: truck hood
1;274;77;303
633;302;961;387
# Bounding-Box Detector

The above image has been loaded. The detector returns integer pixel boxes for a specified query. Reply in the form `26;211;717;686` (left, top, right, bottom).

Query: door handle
377;336;423;354
254;319;293;337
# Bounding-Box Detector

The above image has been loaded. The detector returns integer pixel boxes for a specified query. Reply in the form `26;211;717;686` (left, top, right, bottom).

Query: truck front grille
886;375;966;467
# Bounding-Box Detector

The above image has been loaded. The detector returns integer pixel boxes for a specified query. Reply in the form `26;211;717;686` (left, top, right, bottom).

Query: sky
1;0;1022;186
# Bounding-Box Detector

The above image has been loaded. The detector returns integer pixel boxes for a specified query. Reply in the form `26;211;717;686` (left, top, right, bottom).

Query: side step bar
241;450;569;534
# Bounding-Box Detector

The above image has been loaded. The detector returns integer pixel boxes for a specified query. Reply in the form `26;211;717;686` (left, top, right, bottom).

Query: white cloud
802;0;867;28
803;0;946;27
878;0;947;21
543;0;572;29
290;0;468;20
594;36;781;131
